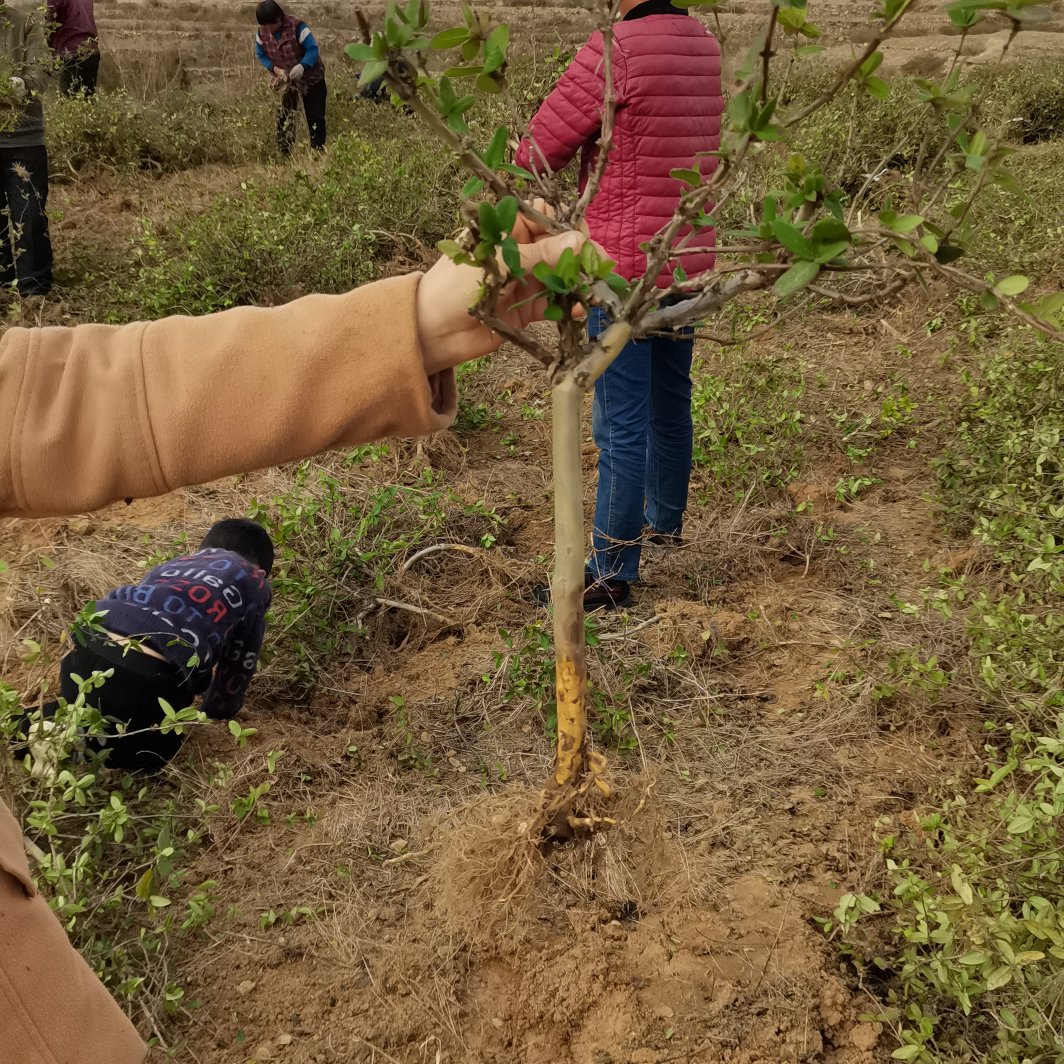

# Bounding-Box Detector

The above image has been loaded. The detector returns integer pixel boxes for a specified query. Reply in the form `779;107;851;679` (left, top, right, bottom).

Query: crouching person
53;518;273;771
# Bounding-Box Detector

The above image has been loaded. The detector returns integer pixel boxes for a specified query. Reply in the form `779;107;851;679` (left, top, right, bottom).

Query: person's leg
60;638;188;771
303;78;327;150
0;156;15;295
277;86;299;155
85;52;101;96
645;329;695;538
3;146;52;297
588;308;653;585
69;52;102;97
58;57;76;96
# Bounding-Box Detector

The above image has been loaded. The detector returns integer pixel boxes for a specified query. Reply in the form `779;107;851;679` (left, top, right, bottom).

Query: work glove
289;63;304;82
9;76;26;99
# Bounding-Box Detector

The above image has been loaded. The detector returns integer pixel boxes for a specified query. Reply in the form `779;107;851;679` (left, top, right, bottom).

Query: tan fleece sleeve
0;273;456;518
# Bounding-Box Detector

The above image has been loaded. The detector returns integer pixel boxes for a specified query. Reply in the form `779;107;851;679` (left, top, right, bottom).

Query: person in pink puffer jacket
517;0;723;609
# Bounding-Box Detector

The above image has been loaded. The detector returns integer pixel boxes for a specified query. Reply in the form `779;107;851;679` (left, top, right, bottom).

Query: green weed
691;357;806;500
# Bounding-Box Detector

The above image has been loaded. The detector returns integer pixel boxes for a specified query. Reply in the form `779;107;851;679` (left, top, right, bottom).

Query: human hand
9;76;25;99
416;206;587;375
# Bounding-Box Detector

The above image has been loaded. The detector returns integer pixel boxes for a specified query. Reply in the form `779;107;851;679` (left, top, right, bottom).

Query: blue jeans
587;306;694;583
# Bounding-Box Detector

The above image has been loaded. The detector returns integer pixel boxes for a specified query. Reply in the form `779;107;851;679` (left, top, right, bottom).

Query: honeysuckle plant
347;0;1064;834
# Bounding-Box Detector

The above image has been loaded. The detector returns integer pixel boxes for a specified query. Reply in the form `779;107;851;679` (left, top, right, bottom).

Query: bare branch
478;311;556;367
931;261;1064;342
759;6;779;108
640;269;774;334
808;276;910;306
374;598;453;627
399;543;487;573
683;296;814;347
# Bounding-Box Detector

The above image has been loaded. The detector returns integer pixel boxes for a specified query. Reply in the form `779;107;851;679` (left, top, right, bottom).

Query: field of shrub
0;5;1062;1063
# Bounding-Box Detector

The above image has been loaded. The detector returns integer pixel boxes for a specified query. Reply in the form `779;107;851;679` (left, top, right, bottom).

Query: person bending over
254;0;327;154
45;519;274;771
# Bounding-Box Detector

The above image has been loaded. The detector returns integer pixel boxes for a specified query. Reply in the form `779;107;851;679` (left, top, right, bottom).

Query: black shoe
531;572;633;611
644;527;683;547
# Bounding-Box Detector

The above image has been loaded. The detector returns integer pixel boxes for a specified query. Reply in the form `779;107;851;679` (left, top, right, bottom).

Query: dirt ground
1;297;981;1064
93;0;1064;81
3;2;1061;1063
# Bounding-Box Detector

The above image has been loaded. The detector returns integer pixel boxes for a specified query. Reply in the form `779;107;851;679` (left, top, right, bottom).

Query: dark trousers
278;77;327;154
0;145;53;297
59;51;101;97
51;631;195;772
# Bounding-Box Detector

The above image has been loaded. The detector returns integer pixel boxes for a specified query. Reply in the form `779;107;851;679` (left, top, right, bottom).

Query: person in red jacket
517;0;723;609
47;0;100;97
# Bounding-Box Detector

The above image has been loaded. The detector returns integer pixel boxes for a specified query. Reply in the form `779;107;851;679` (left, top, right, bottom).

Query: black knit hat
255;1;285;24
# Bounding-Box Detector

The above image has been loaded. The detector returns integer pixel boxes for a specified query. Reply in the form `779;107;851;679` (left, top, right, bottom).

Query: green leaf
891;1047;921;1061
881;212;924;234
430;27;470;48
865;76;891;101
811;218;852;245
774;259;821;298
359;60;388;87
772;219;816;259
461;176;485;197
345;43;377;62
495;196;519;234
950;865;974;906
437;239;468;262
986;966;1013;991
486;24;509;53
532;262;567;293
670;167;702;187
501;163;535;180
947;5;982;27
814;241;850;264
500;237;522;278
1007;811;1035;834
994;274;1029;297
478;202;501;243
543;303;564;322
480;125;509;168
859;51;884;77
476;73;503;94
135;868;154;901
1033;291;1064;321
443;65;484;78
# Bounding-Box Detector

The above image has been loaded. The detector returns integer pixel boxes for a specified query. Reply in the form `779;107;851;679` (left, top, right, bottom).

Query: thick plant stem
550;375;588;789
